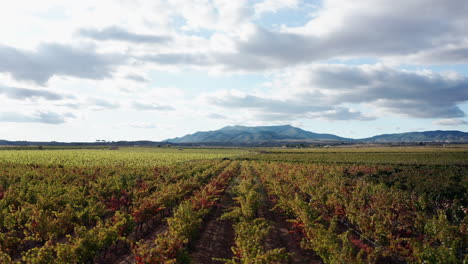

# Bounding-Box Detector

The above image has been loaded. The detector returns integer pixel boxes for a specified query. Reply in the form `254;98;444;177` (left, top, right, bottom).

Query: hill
360;130;468;143
1;127;466;146
166;125;351;143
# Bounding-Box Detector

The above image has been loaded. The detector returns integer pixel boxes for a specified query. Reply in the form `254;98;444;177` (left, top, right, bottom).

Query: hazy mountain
1;128;466;146
360;130;468;142
167;126;468;144
166;125;351;143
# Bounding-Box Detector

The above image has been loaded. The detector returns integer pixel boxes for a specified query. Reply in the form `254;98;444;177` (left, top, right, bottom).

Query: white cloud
78;26;172;44
0;85;67;100
116;122;158;129
387;44;468;65
0;111;75;124
132;102;175;111
254;0;300;17
3;0;467;80
207;113;227;119
0;43;126;84
88;98;120;110
205;64;468;121
433;119;468;126
240;0;468;67
167;0;251;33
125;74;149;82
0;0;467;140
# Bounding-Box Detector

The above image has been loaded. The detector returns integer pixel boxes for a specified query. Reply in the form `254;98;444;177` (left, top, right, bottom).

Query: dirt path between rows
113;221;169;264
258;196;323;264
189;187;236;264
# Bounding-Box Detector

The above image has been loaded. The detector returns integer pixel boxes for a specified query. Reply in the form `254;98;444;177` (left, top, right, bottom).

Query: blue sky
0;0;467;141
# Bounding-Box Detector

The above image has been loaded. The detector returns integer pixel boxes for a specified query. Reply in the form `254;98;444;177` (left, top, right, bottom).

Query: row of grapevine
245;151;468;165
0;159;229;263
0;148;465;263
132;161;240;264
218;162;288;264
253;161;466;263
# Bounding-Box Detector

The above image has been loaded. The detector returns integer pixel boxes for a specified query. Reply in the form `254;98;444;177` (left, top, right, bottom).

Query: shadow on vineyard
0;147;466;263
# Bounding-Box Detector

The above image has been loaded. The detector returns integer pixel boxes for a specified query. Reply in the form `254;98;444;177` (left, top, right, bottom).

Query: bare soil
189;189;236;264
258;196;323;264
116;221;169;264
93;214;170;264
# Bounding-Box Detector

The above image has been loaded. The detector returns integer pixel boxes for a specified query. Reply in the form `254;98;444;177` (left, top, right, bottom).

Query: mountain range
361;130;468;143
1;125;467;146
167;125;350;143
166;125;468;143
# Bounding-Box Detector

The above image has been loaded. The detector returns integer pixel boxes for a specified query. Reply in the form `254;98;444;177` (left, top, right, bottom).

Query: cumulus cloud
210;92;325;113
273;0;468;63
310;108;376;121
0;85;66;100
139;33;313;72
0;43;126;84
391;45;468;65
207;90;370;121
0;111;74;124
433;119;468;126
1;0;467;139
142;53;211;66
207;113;227;119
3;1;468;81
89;98;120;110
125;74;149;82
169;0;251;32
283;64;468;118
35;0;462;76
132;102;175;111
206;64;468;121
141;0;468;70
78;26;172;44
56;98;123;111
254;0;300;17
58;103;82;109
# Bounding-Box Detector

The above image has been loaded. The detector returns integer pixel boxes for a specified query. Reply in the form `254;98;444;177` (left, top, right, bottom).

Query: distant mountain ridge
1;126;467;146
166;125;468;143
360;130;468;143
167;125;350;143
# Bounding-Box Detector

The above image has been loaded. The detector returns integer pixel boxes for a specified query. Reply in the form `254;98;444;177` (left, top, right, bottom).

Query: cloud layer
133;0;468;72
132;102;175;111
207;64;468;121
0;111;74;124
0;0;467;140
0;85;65;100
433;119;468;126
0;43;125;84
78;26;171;44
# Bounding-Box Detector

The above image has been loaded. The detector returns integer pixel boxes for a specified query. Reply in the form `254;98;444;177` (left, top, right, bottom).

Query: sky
0;0;467;141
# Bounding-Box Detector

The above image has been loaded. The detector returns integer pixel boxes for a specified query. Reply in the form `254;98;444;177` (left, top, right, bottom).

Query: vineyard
0;147;466;263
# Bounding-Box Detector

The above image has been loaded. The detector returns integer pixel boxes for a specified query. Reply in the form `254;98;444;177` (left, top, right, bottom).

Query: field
0;147;466;263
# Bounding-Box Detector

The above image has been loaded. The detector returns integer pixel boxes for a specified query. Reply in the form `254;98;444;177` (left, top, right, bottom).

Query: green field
0;148;248;167
0;147;466;263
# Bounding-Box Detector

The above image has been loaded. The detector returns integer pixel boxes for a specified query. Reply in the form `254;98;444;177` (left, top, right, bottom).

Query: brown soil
258;196;323;264
93;215;170;264
190;184;322;264
189;189;236;264
115;221;168;264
